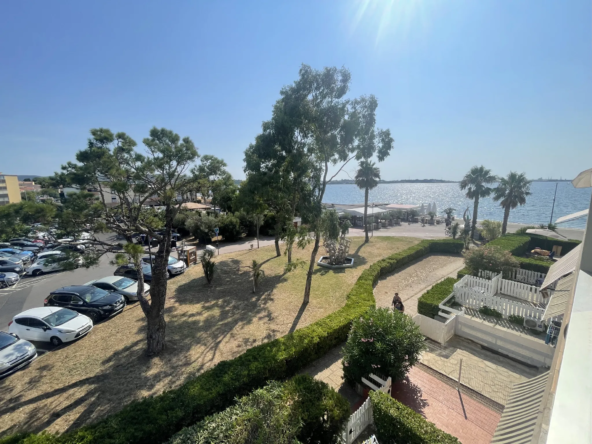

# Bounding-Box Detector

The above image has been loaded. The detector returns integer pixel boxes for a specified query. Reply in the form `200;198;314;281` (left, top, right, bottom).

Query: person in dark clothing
392;293;405;312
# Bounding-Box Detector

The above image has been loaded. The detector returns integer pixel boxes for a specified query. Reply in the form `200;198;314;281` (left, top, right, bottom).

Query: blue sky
1;0;591;181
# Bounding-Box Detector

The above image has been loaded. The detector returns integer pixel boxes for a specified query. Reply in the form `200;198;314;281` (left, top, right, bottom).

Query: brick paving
394;366;501;444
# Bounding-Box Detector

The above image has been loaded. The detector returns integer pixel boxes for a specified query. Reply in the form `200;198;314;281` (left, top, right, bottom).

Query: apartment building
0;173;22;205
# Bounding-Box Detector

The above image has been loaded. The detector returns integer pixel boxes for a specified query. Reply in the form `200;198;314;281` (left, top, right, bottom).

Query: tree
250;260;265;293
459;166;496;239
191;155;232;210
481;219;502;241
492;172;532;235
443;207;456;222
201;248;216;284
54;127;198;355
320;210;352;265
355;160;381;243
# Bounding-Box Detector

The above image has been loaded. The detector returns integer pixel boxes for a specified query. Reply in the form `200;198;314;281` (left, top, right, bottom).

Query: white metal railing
454;287;545;321
479;268;547;286
499;279;545;304
461;274;546;305
341;374;391;444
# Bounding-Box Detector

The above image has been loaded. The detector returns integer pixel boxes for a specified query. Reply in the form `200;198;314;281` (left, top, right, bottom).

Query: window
28;318;48;329
112;278;135;289
14;318;29;326
70;295;84;305
52;294;71;304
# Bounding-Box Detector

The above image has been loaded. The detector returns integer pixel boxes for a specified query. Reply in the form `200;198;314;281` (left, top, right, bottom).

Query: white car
85;276;150;302
36;250;65;261
0;331;37;378
26;256;82;276
142;255;186;277
8;307;93;346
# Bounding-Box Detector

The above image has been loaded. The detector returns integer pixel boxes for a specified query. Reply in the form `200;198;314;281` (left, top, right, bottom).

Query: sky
1;0;591;182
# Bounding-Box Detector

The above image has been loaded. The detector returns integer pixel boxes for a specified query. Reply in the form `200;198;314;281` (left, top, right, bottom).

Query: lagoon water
323;182;591;229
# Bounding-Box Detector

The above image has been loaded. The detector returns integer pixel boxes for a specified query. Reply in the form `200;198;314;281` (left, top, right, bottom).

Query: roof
491;371;550;444
543;273;576;321
384;204;421;210
181;202;211;210
15;307;63;318
342;207;389;216
541;244;582;290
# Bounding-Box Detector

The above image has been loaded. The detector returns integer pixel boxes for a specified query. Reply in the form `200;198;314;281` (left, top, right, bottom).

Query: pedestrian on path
392;293;405;313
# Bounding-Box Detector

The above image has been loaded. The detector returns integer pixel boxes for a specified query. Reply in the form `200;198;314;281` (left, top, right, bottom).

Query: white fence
341;374;391;444
479;268;547;286
498;279;545;305
457;274;546;305
454;288;545;321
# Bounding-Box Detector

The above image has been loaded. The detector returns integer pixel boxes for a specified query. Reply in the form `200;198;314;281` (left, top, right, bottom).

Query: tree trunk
287;242;292;263
471;197;479;239
502;206;511;235
364;187;369;243
274;223;281;256
303;233;320;304
256;219;260;249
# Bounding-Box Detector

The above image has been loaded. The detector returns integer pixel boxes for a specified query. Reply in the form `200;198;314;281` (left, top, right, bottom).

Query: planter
317;256;355;269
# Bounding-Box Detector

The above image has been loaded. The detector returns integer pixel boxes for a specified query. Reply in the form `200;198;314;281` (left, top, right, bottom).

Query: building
0;173;22;205
19;180;42;193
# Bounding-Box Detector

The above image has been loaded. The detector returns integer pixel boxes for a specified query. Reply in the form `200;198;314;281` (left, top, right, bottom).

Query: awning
555;209;588;224
491;371;550;444
342;207;389;217
541;244;582;290
543;273;576;321
384;204;420;210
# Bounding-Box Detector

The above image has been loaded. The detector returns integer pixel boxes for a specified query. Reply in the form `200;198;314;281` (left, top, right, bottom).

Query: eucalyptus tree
52;127;199;355
355;160;381;243
493;172;532;234
191;155;234;210
460;166;497;239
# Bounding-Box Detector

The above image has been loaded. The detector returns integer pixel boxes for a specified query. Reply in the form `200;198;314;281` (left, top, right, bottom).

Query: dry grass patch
0;236;419;437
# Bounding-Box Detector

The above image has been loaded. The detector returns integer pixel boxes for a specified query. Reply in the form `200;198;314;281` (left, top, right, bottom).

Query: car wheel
88;312;99;323
167;270;173;279
50;336;63;346
123;295;130;303
32;269;42;276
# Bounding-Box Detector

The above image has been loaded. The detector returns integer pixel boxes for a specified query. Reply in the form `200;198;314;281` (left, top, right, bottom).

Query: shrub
515;225;536;235
218;214;243;242
515;257;552;273
236;211;257;237
342;308;425;385
508;314;524;326
370;391;460;444
3;239;462;444
186;213;217;244
464;245;519;275
480;219;501;241
526;235;580;256
487;234;531;256
417;278;458;318
479;306;502;319
201;249;216;284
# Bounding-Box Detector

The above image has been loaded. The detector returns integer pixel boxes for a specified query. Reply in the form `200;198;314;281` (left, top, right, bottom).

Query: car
36;250;68;261
114;263;153;282
54;244;85;253
0;242;11;249
8;307;93;346
26;256;81;276
0;248;34;261
85;276;150;302
9;238;31;243
0;258;25;275
0;331;37;378
45;285;126;323
9;241;41;253
0;272;20;288
141;255;186;277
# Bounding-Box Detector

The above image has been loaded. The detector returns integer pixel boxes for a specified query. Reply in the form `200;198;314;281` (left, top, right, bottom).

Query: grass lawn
0;236;420;437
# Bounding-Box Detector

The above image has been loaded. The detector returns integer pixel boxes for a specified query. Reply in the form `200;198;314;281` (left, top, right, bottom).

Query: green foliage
201;249;216;284
508;315;525;326
515;225;536;235
186;213;217;244
481;219;502;241
459;165;497;237
417;278;458;318
450;222;459;239
250;260;265;293
3;239;461;444
515;257;552;273
479;306;503;319
370;391;460;444
464;245;519;275
236;211;257;237
218;214;243;242
526;234;580;256
443;207;456;219
342;308;425;385
487;234;532;256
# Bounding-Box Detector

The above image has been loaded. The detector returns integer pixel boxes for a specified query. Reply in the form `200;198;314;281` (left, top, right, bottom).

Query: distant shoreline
328;179;457;185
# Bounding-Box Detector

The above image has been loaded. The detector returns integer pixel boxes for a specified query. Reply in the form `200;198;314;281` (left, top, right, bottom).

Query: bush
236;211;257;237
487;234;531;256
3;239;462;444
186;213;217;244
218;214;243;242
508;314;524;326
515;225;536;235
201;249;216;284
370;391;460;444
417;278;458;319
527;235;580;256
168;375;348;444
464;245;519;275
515;257;552;273
480;220;501;241
479;306;502;319
342;308;425;385
173;211;191;236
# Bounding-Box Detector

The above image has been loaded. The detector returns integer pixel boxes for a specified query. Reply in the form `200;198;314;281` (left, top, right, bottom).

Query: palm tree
460;166;497;239
493;172;532;235
355;160;381;243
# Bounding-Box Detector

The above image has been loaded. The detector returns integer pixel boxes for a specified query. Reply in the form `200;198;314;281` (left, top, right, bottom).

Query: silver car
0;272;20;288
84;276;150;302
142;255;186;278
0;331;37;378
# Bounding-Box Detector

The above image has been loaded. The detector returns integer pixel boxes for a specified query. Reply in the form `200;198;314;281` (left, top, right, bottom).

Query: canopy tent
419;203;425;215
426;203;432;213
384;204;420;210
526;229;567;240
556;209;589;224
572;167;592;188
342;207;389;217
432;202;437;216
540;244;582;290
543;273;576;321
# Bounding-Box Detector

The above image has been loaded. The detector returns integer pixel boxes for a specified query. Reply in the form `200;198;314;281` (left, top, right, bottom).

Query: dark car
54;244;85;254
9;241;41;253
44;286;126;323
0;258;25;275
114;263;153;282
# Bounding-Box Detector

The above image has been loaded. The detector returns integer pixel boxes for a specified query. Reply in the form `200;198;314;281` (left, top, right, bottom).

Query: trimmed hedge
527;234;580;256
487;234;531;256
370;391;460;443
417;277;459;319
1;238;462;444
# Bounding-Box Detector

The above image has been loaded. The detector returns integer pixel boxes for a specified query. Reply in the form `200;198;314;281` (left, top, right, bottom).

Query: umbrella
556;209;589;224
572;168;592;188
526;229;567;240
432;202;437;216
426;203;432;213
420;203;425;215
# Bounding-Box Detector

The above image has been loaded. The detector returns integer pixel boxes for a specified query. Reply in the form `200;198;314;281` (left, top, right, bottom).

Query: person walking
392;293;405;313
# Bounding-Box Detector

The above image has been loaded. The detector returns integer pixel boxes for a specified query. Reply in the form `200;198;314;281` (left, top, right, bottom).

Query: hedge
370;391;460;444
417;277;459;318
527;234;580;256
1;238;463;444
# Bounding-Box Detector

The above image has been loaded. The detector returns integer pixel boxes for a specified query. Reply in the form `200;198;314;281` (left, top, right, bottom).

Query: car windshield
80;287;111;303
168;256;178;265
43;309;78;327
0;332;18;351
112;278;135;290
1;256;20;263
142;264;152;275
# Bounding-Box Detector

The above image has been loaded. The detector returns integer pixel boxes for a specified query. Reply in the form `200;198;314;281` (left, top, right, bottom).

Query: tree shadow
391;375;429;416
288;301;309;333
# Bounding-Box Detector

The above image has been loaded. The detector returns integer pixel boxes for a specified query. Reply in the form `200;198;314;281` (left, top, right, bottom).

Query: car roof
38;251;63;256
50;285;94;295
90;276;126;284
14;307;64;318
